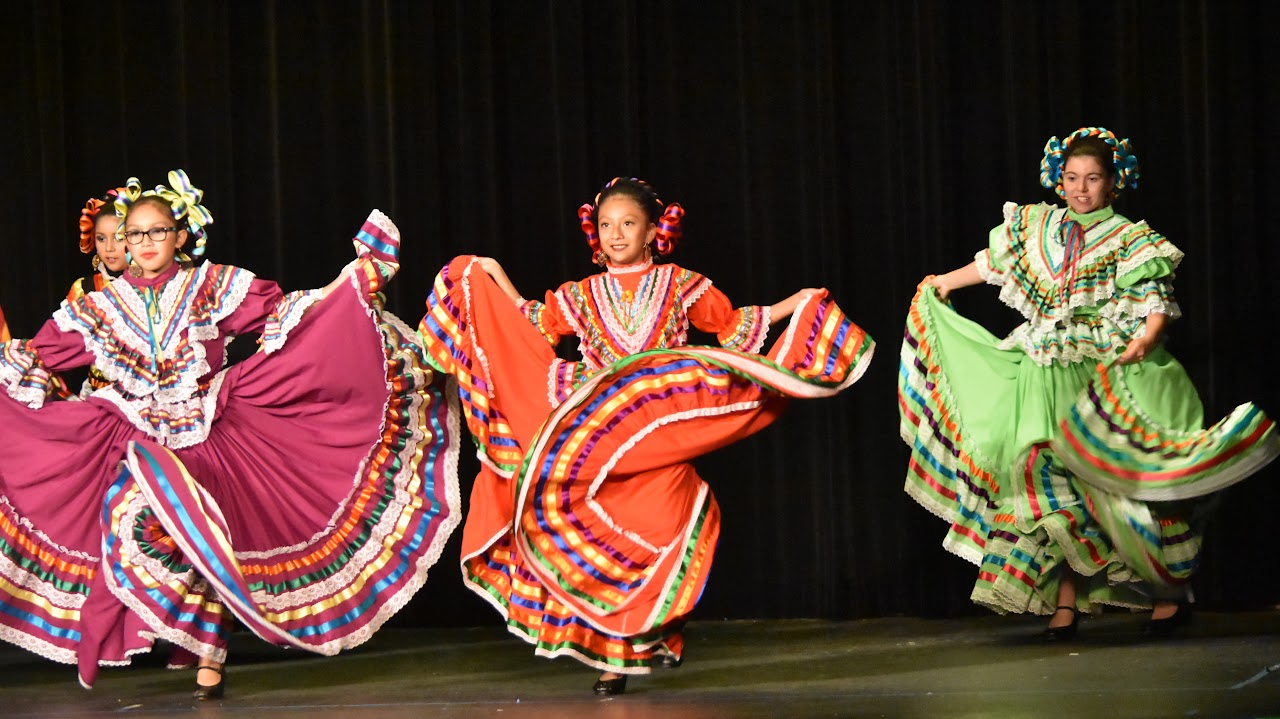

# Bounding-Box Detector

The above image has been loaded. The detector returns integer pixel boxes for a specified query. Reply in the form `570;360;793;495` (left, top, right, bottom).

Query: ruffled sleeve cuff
0;340;56;408
717;304;771;354
1117;224;1184;285
1100;278;1183;323
975;248;1004;286
259;289;326;355
519;297;561;346
976;201;1028;286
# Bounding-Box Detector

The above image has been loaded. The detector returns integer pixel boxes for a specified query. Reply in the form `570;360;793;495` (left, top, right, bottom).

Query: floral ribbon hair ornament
113;169;214;261
1039;126;1140;200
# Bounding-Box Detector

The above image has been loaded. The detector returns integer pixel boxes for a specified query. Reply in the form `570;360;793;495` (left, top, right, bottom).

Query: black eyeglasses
122;227;178;245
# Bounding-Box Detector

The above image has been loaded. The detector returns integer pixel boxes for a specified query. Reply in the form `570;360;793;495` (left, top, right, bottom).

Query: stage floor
3;611;1279;718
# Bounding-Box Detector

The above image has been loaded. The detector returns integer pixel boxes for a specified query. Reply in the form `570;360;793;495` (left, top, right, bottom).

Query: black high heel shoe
1042;605;1079;642
193;665;225;701
1143;603;1192;637
654;653;683;669
652;648;683;669
593;673;628;696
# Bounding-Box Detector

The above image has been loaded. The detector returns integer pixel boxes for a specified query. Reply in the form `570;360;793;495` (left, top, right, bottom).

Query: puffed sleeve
975;201;1038;286
216;277;285;336
687;283;771;354
1108;223;1184;320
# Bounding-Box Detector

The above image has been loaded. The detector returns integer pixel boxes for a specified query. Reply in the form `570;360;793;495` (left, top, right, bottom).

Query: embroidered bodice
0;262;283;448
975;202;1183;365
520;262;770;373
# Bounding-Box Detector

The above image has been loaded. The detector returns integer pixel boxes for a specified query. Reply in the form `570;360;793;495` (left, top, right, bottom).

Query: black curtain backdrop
2;1;1277;628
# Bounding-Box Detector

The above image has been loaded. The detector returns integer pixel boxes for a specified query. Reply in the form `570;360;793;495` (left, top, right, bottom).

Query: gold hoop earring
92;255;101;271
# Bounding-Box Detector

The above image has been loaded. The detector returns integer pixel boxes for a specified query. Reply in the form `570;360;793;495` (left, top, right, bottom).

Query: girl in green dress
899;126;1278;638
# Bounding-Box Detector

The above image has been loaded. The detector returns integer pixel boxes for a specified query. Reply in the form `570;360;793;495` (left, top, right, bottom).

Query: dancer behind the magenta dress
0;304;9;342
0;170;460;698
898;127;1279;639
64;188;129;395
419;177;874;695
70;188;130;301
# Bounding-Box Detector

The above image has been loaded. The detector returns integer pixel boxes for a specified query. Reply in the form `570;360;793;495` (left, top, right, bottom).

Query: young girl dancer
0;171;460;697
420;177;874;694
899;128;1278;637
64;188;129;394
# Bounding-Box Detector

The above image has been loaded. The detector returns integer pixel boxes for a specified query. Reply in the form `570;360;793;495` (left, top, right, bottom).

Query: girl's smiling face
596;195;656;266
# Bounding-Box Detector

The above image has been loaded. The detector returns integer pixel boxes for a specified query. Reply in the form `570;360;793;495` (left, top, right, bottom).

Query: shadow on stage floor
2;611;1278;718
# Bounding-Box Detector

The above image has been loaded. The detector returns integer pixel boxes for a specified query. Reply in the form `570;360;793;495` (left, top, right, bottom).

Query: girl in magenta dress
0;171;460;698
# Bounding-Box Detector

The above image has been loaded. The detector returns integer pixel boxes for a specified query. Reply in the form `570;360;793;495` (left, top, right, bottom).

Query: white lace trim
680;274;712;313
773;294;808;364
110;290;461;654
0;344;51;408
512;396;759;574
364;209;401;248
639;482;711;629
102;545;228;665
533;644;655;676
260;289;324;355
897;286;1004;526
1095;290;1182;324
52;263;252;444
974;248;1004;286
589;265;676;357
477;449;515;479
0;623;76;665
0;542;90;608
65;264;251;402
0;495;101;560
1116;223;1184;277
997;305;1177;368
992;207;1180;328
459;259;497;398
546;358;567;409
234;296;411;561
555;289;595;371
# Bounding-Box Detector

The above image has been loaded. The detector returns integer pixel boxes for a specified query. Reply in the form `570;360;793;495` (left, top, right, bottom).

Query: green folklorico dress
899;201;1279;615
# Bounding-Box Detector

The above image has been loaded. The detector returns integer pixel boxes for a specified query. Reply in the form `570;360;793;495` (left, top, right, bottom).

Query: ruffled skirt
898;282;1278;614
419;256;873;673
0;214;460;686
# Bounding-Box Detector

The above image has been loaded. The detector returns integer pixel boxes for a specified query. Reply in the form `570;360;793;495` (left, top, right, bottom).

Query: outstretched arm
475;257;522;302
768;288;825;324
925;261;982;300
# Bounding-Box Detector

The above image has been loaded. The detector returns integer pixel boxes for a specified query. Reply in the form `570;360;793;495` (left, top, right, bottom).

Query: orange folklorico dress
65;271;116;395
419;255;874;674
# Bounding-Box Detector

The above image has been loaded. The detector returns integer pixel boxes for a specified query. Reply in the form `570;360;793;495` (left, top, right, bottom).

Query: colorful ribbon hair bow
1039;127;1141;198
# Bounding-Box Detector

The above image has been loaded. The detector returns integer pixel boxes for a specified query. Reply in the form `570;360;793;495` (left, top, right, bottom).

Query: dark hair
578;177;685;258
594;178;664;224
1062;136;1116;178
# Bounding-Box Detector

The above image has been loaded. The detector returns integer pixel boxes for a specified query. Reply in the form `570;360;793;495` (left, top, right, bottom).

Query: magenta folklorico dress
0;211;460;687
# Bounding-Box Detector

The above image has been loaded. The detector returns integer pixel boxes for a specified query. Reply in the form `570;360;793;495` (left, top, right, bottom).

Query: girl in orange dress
419;177;874;694
65;188;129;395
